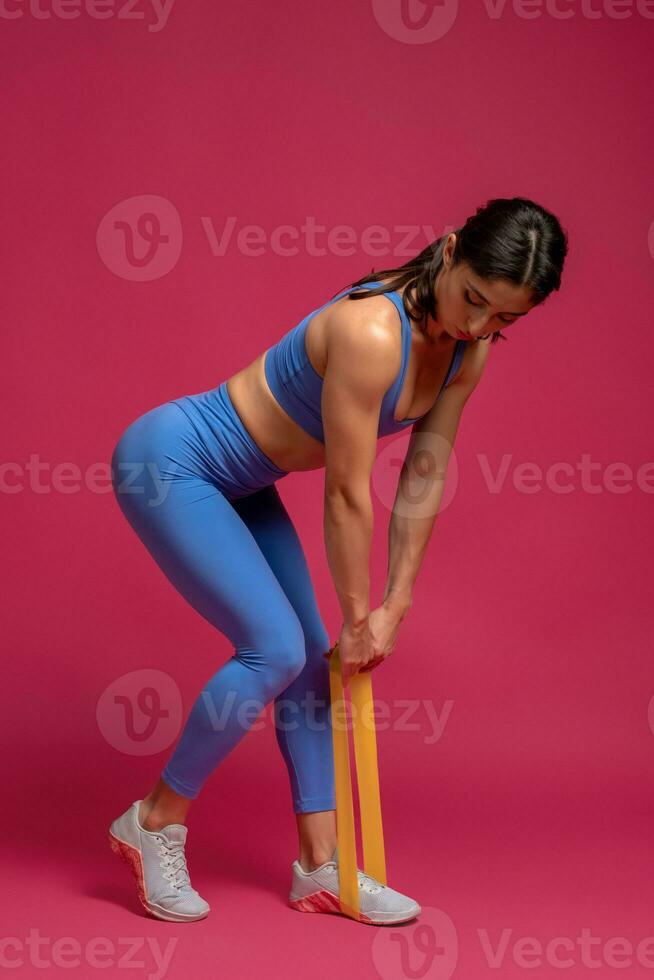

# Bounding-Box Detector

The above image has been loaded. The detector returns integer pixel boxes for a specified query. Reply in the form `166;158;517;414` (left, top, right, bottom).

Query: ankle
139;801;186;833
300;846;336;872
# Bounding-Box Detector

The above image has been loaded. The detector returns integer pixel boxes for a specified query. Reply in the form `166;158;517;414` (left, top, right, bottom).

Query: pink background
2;1;653;977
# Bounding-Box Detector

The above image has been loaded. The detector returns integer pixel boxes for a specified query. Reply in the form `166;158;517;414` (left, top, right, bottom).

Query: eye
464;289;482;307
466;290;516;326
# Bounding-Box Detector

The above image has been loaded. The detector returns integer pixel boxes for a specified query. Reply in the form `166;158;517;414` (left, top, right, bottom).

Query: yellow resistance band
325;642;387;921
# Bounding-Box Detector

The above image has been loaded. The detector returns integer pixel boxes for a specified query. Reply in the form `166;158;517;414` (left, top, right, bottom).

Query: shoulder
322;290;402;392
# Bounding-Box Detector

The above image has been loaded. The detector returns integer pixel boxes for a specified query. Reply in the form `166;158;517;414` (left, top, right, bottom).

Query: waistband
169;381;289;498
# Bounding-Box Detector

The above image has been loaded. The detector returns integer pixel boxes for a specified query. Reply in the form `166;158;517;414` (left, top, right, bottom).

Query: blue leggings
110;381;336;812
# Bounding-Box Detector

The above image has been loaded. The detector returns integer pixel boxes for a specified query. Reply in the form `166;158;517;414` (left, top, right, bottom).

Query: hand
357;601;405;673
327;622;377;688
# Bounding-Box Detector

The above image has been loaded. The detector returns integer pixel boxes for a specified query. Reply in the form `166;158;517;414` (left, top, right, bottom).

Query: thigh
232;485;330;653
111;405;303;653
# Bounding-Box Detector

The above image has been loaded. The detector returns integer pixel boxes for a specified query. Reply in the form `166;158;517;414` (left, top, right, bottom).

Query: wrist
382;590;412;620
342;616;369;635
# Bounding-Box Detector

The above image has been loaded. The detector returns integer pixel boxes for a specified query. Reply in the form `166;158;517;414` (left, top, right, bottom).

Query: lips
456;328;471;340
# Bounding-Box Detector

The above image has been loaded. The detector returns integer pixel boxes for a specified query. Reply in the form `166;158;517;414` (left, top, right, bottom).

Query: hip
112;382;290;501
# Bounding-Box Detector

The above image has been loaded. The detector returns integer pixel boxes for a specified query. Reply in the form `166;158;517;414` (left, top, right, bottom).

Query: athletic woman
108;196;568;924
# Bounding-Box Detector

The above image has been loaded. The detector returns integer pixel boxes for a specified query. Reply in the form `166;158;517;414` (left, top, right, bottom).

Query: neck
422;312;451;347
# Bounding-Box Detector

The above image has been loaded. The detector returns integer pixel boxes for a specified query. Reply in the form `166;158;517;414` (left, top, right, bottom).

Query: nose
465;313;492;339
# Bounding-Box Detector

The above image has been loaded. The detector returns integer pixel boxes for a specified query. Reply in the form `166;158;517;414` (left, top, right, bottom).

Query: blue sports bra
264;280;467;443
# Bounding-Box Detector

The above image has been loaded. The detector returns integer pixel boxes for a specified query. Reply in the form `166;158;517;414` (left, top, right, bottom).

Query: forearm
383;510;434;613
324;488;373;628
383;369;473;614
383;467;446;614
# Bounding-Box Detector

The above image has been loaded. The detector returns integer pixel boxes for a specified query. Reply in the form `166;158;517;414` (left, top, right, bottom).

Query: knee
255;615;307;691
276;629;308;686
278;625;331;705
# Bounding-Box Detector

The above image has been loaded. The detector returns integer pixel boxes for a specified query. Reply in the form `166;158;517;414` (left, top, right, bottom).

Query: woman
108;196;569;925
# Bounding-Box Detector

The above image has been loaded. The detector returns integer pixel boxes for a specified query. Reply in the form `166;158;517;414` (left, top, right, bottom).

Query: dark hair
338;196;569;345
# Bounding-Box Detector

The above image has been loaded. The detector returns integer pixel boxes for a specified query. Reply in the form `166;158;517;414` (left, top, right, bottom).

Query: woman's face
433;234;536;342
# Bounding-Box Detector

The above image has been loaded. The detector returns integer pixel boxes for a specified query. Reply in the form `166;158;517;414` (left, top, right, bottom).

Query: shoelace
356;869;383;894
327;864;383;894
157;838;192;890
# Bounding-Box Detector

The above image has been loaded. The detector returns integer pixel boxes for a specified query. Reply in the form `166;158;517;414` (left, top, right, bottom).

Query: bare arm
321;307;398;629
382;338;492;619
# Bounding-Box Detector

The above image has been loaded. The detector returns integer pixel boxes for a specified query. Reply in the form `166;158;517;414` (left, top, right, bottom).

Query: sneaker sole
108;831;209;923
288;890;420;926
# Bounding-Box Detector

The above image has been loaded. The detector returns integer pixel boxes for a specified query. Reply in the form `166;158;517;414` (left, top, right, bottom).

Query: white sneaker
109;800;210;922
289;846;421;925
